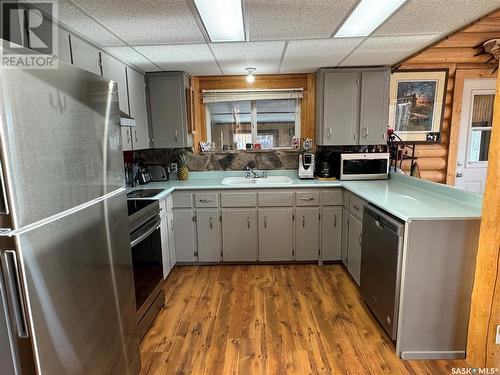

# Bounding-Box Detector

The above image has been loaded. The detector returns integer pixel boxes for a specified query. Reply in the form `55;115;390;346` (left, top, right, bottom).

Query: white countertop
126;171;482;222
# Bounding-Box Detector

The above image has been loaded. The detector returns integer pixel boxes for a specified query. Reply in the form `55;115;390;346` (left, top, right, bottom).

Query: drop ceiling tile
340;35;440;67
70;0;205;45
134;44;221;75
246;0;358;41
56;0;125;46
375;0;500;36
211;41;285;75
104;46;161;72
280;38;363;73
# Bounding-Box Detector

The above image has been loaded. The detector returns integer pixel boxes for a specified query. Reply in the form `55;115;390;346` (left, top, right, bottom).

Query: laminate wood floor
140;265;468;374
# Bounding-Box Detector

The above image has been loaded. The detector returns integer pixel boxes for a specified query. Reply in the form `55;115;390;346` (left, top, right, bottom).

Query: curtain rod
202;88;304;94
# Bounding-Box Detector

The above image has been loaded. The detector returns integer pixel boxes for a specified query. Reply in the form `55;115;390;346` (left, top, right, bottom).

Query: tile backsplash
132;148;303;171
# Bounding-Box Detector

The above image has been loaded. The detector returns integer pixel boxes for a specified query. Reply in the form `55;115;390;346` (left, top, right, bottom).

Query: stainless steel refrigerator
0;50;140;374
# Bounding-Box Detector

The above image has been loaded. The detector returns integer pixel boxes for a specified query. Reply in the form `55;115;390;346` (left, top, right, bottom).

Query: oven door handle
130;218;161;248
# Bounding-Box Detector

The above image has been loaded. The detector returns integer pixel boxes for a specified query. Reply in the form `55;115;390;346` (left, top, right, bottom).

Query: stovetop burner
126;189;164;199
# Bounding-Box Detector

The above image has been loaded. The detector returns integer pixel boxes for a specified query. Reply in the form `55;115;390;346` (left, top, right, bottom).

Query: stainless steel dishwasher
360;204;405;341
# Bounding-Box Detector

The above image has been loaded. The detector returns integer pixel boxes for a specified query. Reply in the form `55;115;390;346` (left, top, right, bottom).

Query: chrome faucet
246;167;258;178
245;167;267;179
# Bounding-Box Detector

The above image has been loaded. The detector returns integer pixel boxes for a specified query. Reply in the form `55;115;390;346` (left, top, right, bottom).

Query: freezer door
14;192;139;375
0;60;124;229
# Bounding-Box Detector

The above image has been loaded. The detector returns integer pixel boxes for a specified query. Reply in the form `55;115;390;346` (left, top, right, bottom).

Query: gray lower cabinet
221;209;257;261
167;211;176;266
347;213;363;285
258;208;294;261
321;207;342;261
341;208;349;266
173;209;197;262
160;214;172;279
295;208;320;261
196;210;221;262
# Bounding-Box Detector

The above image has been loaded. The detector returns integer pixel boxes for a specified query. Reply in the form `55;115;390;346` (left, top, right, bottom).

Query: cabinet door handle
328;128;332;139
334;214;337;228
127;128;131;143
358;234;362;246
353;204;359;211
301;197;314;201
247;217;251;229
171;220;174;231
174;130;178;142
363;127;368;138
209;216;213;229
199;199;213;203
135;129;139;143
302;216;305;228
264;216;267;228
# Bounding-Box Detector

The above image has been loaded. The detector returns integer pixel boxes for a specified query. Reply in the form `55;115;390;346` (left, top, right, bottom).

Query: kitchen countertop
126;171;482;222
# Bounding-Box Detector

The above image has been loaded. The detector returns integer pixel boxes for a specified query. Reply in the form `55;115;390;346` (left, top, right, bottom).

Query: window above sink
203;89;303;151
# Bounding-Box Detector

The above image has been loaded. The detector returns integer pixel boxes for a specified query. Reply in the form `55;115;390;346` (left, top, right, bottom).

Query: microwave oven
332;153;390;180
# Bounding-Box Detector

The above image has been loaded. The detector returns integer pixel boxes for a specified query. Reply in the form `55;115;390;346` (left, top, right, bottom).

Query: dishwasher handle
364;204;404;236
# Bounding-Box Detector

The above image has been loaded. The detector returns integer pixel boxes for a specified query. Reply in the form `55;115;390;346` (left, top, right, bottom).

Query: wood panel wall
395;10;500;183
191;74;315;152
466;57;500;370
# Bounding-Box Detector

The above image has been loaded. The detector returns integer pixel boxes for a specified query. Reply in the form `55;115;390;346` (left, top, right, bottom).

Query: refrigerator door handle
3;250;29;338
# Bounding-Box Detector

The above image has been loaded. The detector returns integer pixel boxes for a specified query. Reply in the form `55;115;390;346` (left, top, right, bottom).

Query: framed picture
388;69;448;142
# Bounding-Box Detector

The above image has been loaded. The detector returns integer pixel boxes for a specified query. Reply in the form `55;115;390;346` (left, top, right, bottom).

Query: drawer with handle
194;193;219;208
349;194;366;221
295;192;320;206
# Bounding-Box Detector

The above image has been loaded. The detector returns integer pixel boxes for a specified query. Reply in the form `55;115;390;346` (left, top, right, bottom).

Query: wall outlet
496;325;500;344
170;163;178;173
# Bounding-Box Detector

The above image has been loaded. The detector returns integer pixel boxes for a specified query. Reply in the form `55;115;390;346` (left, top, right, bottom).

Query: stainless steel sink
221;176;293;186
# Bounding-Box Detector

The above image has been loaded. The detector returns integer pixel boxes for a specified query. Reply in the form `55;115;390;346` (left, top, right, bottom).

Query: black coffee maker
135;161;152;185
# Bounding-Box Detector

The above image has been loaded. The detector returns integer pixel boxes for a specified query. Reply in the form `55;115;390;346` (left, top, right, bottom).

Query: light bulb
246;74;255;83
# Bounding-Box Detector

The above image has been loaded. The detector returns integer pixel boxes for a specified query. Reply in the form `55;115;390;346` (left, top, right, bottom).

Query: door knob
456;172;463;178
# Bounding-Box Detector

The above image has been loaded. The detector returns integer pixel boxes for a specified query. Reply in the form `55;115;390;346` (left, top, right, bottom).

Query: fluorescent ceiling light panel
335;0;406;38
194;0;245;42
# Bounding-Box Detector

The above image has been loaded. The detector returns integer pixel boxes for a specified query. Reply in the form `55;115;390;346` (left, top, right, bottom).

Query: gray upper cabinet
316;67;390;146
57;28;72;64
146;72;193;148
318;71;359;145
100;53;129;114
359;70;390;145
258;208;294;261
128;68;150;150
69;35;101;76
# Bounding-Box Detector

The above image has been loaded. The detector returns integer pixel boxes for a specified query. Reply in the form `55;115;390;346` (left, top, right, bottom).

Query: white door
455;79;496;194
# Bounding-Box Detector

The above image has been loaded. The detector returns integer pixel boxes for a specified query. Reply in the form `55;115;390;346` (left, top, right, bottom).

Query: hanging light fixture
245;67;256;83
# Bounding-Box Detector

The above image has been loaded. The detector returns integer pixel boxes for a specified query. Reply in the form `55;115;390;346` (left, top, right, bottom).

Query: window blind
202;88;303;103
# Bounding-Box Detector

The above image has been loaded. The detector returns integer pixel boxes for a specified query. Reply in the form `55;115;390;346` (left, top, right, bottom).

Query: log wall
395;10;499;183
